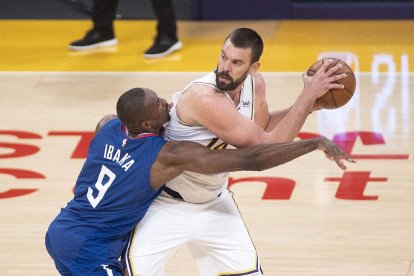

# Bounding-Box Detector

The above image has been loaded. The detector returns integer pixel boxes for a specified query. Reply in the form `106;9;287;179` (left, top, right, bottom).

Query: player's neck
226;87;242;106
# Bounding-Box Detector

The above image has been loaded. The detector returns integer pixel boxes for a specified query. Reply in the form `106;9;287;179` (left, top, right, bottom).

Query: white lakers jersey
164;71;255;203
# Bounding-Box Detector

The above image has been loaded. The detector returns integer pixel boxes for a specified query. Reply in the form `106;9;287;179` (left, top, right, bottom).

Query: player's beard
215;68;249;91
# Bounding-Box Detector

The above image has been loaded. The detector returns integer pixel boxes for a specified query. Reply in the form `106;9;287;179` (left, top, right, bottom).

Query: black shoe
144;34;182;58
69;29;118;51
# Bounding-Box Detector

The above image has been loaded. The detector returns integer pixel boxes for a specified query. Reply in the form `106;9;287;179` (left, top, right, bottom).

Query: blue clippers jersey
45;118;166;275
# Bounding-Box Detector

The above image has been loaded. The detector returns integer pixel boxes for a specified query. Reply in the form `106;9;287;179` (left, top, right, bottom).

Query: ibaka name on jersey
103;144;135;172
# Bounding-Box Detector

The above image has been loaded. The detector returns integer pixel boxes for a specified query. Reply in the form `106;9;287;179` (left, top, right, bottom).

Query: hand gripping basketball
307;58;356;109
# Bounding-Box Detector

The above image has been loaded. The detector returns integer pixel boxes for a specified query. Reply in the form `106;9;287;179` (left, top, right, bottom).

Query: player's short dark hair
225;28;264;63
116;88;146;128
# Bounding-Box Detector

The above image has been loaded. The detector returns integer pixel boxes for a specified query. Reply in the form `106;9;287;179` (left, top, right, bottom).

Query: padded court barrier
192;0;414;20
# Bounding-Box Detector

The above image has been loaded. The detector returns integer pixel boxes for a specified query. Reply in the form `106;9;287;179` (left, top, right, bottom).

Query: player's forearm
240;138;319;171
267;94;314;142
265;107;291;131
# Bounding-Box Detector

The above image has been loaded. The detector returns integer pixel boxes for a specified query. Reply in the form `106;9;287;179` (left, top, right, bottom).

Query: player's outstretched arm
150;137;355;189
215;136;355;172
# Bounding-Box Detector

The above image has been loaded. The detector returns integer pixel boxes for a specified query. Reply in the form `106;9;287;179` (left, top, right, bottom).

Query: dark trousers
92;0;177;39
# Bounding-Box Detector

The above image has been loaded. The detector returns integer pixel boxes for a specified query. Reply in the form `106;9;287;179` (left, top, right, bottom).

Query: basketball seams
329;90;338;108
343;74;356;95
330;59;341;69
343;87;354;95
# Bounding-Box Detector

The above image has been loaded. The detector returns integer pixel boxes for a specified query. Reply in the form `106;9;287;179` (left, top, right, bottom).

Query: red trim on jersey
121;123;158;139
136;133;158;138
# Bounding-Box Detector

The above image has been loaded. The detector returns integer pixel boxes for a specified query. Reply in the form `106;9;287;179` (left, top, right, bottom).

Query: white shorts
123;188;263;276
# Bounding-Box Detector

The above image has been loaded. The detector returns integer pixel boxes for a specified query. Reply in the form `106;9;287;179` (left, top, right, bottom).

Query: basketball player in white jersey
124;28;348;275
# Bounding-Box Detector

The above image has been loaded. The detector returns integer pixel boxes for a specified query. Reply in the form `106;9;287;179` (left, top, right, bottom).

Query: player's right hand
302;59;347;100
316;136;356;170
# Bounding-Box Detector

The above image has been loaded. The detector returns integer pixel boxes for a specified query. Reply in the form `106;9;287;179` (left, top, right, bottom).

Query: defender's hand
316;136;356;170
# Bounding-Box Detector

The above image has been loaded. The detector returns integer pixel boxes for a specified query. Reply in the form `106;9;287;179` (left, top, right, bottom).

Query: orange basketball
307;58;356;109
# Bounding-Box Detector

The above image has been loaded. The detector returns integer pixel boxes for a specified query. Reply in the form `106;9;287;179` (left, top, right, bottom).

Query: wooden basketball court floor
0;19;413;275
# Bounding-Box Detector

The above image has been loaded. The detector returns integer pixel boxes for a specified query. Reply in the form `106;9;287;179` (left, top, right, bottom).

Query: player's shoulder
95;114;118;133
252;72;265;87
187;82;216;94
186;83;228;104
252;72;266;97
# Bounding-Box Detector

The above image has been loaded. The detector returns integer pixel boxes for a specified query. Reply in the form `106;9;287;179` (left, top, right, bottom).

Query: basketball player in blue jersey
45;87;354;276
125;29;351;275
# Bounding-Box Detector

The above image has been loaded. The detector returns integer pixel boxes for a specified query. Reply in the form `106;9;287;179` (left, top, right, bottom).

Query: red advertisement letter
297;132;320;140
333;131;409;159
0;131;41;158
0;168;45;199
325;171;387;200
229;177;295;200
48;131;94;158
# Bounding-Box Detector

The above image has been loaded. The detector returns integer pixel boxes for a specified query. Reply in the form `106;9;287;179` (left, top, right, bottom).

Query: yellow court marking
1;20;413;72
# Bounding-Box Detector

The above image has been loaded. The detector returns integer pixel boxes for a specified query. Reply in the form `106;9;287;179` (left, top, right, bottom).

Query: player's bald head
116;87;148;129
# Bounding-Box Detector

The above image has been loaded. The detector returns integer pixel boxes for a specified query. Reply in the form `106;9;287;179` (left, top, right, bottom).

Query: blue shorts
45;222;124;276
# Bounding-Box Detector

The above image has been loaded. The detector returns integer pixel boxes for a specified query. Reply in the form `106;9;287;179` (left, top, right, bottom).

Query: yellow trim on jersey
125;229;138;276
215;256;260;276
207;138;228;150
249;75;255;120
